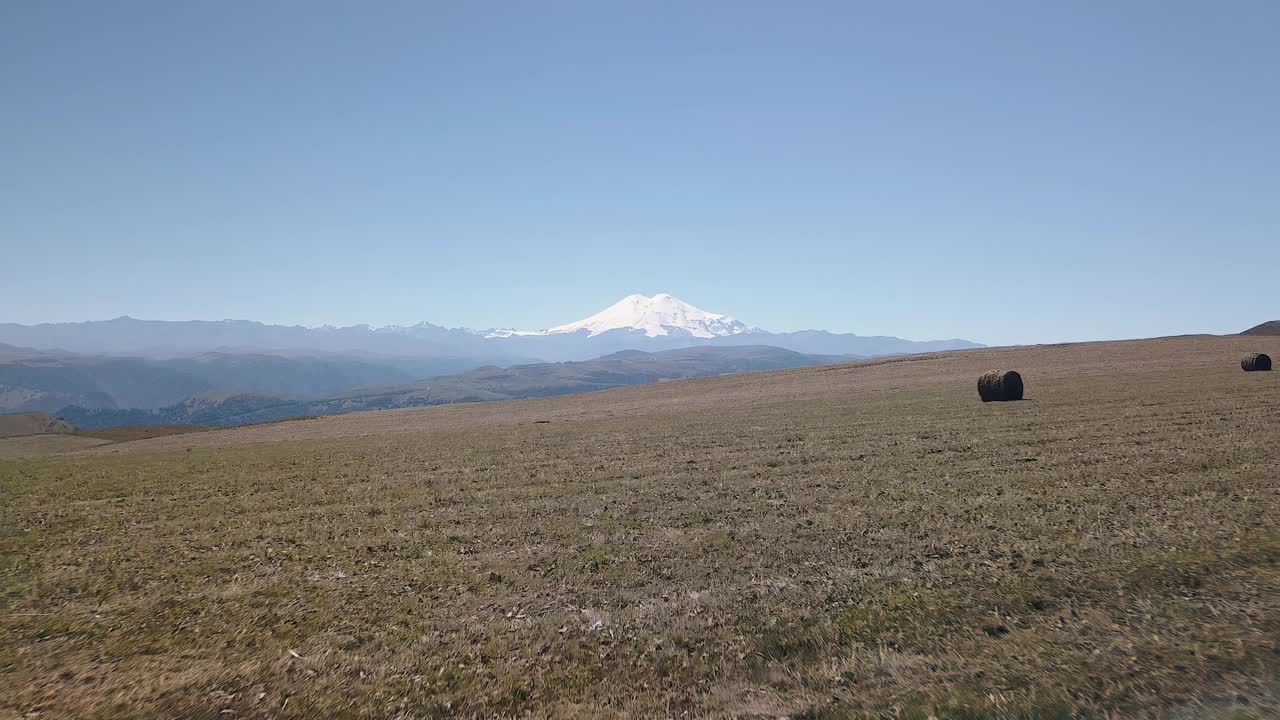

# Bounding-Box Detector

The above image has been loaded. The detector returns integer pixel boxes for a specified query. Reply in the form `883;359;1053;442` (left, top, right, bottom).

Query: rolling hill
1242;320;1280;335
0;411;74;438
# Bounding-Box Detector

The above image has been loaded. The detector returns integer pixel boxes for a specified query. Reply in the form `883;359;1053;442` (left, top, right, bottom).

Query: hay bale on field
978;370;1024;402
1241;353;1272;372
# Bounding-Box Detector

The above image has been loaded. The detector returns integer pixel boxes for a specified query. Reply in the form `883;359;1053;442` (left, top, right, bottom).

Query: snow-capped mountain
500;293;751;338
548;293;750;337
0;295;985;363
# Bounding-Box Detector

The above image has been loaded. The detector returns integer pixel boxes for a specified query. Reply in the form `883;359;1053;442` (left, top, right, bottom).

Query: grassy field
74;424;213;443
0;425;210;460
0;412;75;440
2;335;1279;718
0;434;111;460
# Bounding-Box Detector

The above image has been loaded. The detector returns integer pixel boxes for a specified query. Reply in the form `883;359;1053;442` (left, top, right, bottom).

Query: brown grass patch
0;434;110;460
0;412;74;439
75;424;212;443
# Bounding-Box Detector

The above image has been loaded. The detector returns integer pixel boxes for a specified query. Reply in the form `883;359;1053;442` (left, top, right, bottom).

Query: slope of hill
3;334;1278;717
57;346;852;428
0;434;110;459
0;419;207;459
1242;320;1280;335
0;411;75;438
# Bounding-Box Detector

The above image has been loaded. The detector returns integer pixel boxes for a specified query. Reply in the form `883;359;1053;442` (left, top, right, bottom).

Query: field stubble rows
2;335;1279;718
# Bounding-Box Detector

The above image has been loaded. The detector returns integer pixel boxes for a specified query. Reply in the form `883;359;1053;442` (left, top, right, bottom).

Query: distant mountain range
58;345;852;429
0;347;494;413
1;295;983;425
0;294;982;362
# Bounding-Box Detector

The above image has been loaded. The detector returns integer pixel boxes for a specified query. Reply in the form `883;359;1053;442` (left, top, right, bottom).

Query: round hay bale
1241;352;1272;372
978;370;1024;402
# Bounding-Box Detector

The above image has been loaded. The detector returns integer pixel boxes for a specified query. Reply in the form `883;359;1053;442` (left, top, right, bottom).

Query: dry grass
0;425;208;460
74;425;212;443
0;434;110;460
0;412;74;439
3;335;1280;718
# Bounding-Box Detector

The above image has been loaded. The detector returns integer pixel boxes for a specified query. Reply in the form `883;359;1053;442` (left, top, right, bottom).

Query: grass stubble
2;335;1279;718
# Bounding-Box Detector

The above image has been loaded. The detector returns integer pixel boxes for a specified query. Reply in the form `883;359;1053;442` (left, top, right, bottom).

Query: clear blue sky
3;1;1277;346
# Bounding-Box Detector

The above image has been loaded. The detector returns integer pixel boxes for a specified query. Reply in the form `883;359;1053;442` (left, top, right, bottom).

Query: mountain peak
546;294;750;338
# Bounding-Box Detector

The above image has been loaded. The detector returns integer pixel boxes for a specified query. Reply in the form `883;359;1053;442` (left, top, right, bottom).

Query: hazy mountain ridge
59;345;854;429
0;295;983;362
0;350;496;413
2;296;981;417
0;317;532;360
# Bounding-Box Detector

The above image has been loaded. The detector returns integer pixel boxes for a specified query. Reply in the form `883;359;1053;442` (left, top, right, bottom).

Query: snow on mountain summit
543;294;750;338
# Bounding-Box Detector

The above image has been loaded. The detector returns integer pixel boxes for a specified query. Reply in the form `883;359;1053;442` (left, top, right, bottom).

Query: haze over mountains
58;346;849;429
0;347;477;413
1;294;986;425
0;294;982;361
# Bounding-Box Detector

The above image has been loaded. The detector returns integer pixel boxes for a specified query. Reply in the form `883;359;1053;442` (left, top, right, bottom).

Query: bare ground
2;335;1279;718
